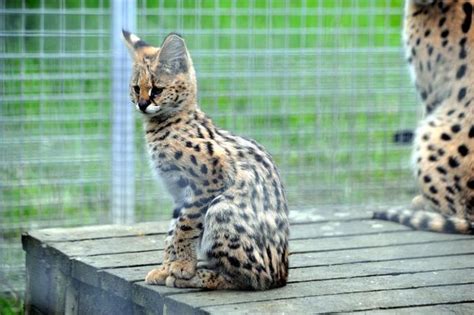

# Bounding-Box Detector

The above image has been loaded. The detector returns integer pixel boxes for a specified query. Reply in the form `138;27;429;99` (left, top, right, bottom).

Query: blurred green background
1;0;418;312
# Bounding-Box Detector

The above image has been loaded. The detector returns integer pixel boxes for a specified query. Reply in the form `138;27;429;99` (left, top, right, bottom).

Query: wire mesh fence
1;0;419;295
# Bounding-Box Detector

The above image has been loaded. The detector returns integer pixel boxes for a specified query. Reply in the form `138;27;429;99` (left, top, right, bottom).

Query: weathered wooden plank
23;241;72;314
200;283;474;314
74;278;134;315
288;254;474;283
27;221;170;242
75;251;164;270
53;235;165;257
290;239;474;268
51;219;408;258
164;268;474;310
289;206;373;223
24;252;52;314
290;231;469;254
353;303;474;314
289;219;409;239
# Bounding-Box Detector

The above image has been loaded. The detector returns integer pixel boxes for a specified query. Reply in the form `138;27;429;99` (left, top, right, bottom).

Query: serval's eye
133;85;140;94
151;86;164;97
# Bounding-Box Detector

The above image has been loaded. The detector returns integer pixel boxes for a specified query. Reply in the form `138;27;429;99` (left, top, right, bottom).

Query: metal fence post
111;0;136;224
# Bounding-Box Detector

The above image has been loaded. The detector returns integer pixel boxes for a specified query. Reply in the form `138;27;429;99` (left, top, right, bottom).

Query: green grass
0;296;23;315
1;0;419;308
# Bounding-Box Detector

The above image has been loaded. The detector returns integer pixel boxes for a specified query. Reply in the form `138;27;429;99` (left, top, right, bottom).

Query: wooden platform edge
23;205;472;314
21;224;203;315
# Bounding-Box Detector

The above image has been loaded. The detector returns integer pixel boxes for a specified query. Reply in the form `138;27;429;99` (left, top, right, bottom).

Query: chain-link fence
1;0;418;296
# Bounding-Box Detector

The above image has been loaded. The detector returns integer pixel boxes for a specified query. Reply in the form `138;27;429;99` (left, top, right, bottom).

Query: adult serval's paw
411;194;426;210
169;260;196;280
145;267;169;285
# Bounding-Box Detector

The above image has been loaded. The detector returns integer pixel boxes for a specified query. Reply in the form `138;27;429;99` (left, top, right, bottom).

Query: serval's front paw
165;275;177;287
411;195;426;210
169;260;196;280
145;267;169;285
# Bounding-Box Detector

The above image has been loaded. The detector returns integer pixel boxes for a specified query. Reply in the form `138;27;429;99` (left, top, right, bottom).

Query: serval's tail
373;208;473;234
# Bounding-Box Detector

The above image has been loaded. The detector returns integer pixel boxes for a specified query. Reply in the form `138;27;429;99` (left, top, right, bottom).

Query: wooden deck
22;207;474;314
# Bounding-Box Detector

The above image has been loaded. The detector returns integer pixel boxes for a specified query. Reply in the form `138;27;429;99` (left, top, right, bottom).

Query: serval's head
122;31;197;118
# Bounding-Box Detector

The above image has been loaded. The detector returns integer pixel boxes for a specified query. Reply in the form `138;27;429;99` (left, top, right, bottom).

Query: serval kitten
122;31;289;290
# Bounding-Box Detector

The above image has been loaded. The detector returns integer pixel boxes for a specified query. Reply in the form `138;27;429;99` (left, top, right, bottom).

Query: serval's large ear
122;29;152;59
158;33;189;74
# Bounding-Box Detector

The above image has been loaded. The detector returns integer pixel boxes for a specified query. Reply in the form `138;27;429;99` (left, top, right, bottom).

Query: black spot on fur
458;145;469;157
451;124;461;133
448;157;459;168
186;212;201;220
467;180;474;190
243;262;252;270
462;3;473;33
436;166;447;175
234;224;246;233
180;225;192;231
441;4;451;13
469;125;474;138
458;88;467;101
206;142;214;156
174;151;183;160
459;37;468;59
177;177;188;188
421;91;428;100
438;17;446;28
173;207;181;219
196;127;205;139
215;210;231;223
441;133;452;141
190;155;197;165
227;256;241;268
427;45;434;56
456;65;467;80
228;243;240;250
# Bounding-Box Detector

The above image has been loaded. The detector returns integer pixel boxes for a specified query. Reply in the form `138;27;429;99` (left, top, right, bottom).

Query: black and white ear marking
158;33;189;74
122;29;150;57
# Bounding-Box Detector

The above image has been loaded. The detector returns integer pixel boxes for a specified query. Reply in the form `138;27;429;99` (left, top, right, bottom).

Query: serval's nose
138;99;151;113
